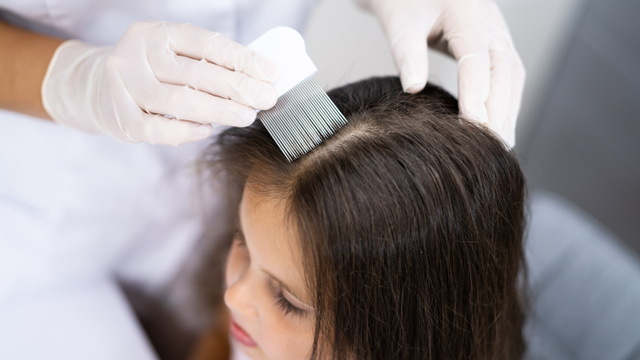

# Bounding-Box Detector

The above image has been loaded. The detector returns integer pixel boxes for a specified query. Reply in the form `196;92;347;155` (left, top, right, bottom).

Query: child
197;76;526;360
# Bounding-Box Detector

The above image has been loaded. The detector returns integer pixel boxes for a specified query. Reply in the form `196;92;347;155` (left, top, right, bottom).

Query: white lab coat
0;1;316;358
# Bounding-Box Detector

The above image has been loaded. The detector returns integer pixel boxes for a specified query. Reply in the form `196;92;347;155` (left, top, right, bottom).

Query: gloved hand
355;0;525;147
42;21;279;146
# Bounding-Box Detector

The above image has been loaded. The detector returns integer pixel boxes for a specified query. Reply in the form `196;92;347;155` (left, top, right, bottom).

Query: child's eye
274;288;305;317
268;280;305;317
233;228;246;246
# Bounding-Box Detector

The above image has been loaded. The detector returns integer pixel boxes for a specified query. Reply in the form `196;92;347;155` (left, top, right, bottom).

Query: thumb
388;27;429;94
380;11;430;94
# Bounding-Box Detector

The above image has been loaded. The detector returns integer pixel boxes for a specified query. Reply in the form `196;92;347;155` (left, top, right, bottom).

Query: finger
485;1;516;49
485;1;525;148
383;13;430;93
153;55;277;110
390;30;429;93
449;33;491;125
125;113;214;146
485;47;513;141
161;22;279;83
503;52;526;148
137;83;258;127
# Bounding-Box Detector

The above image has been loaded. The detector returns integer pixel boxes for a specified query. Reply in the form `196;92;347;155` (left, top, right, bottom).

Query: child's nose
224;270;260;319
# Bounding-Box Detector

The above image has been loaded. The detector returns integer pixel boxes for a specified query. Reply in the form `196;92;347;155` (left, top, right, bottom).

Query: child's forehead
239;186;310;302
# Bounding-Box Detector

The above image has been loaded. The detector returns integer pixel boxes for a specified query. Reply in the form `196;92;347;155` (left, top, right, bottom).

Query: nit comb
248;27;348;162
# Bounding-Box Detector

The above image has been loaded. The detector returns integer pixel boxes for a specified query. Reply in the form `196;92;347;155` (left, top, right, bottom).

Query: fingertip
399;57;428;94
459;103;490;126
497;132;516;150
254;85;278;110
403;80;426;94
258;58;280;84
264;67;280;84
502;126;516;149
179;124;215;145
389;28;429;91
236;107;258;127
486;120;516;149
197;123;214;138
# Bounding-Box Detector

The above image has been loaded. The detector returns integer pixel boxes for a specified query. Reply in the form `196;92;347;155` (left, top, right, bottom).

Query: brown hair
207;76;526;360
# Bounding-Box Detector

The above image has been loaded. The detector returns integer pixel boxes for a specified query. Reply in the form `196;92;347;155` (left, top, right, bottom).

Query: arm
0;20;62;119
1;20;279;146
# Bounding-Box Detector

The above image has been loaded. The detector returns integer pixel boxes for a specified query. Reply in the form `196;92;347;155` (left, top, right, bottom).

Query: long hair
206;76;526;360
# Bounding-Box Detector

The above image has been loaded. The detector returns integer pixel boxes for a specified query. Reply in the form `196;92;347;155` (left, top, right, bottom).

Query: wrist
0;20;63;119
42;40;113;134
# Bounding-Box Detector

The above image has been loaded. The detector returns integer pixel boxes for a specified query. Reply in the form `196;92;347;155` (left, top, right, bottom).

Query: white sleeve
0;0;77;39
0;280;158;360
0;0;58;25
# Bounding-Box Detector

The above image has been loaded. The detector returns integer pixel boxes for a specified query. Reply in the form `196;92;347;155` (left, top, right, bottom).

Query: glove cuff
41;39;113;134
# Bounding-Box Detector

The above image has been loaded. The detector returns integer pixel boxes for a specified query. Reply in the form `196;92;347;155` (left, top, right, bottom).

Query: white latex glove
355;0;525;147
42;21;279;146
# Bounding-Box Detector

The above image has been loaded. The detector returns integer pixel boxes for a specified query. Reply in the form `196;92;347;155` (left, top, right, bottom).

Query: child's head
213;77;526;360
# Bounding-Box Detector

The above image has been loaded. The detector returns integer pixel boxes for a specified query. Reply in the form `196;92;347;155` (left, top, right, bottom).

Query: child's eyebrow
261;268;308;302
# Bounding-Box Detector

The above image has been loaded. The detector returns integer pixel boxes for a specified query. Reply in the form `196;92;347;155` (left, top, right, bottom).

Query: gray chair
525;192;640;360
518;0;640;254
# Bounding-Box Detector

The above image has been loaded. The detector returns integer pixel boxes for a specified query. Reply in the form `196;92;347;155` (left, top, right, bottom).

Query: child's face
224;186;318;360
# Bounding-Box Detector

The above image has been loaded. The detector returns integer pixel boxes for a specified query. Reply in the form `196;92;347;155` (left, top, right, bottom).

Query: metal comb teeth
257;76;348;162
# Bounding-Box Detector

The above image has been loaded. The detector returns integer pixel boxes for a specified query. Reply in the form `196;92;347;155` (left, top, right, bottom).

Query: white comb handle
247;27;318;97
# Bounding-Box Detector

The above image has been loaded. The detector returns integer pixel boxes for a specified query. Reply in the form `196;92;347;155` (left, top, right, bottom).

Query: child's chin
231;338;263;360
